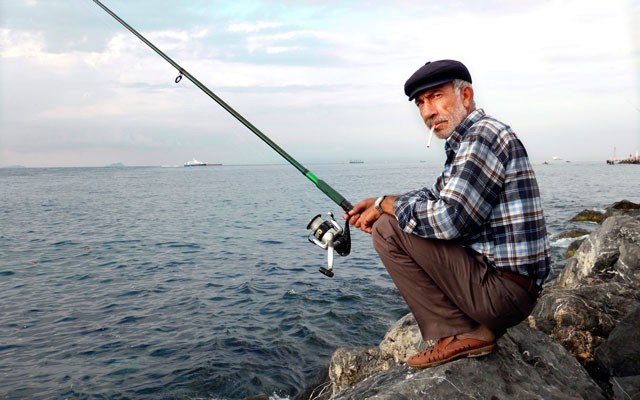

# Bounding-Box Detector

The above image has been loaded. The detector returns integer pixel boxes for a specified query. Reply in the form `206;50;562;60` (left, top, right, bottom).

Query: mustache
425;117;447;128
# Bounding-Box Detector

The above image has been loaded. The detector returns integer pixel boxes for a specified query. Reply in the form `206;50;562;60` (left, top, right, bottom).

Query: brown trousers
372;215;536;341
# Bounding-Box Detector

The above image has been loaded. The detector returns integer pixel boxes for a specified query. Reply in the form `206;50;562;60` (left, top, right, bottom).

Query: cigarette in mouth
427;126;434;148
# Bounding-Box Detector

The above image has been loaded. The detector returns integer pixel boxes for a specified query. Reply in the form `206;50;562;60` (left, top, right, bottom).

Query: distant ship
349;160;364;164
184;159;207;167
183;159;222;167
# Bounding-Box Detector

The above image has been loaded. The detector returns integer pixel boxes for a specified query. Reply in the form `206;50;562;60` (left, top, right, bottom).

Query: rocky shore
301;200;640;400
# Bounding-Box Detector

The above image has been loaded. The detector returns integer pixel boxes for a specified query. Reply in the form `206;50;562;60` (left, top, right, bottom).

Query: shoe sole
408;343;496;368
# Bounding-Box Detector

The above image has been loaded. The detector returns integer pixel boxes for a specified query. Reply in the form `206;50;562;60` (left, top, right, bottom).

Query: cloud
0;0;638;167
243;29;332;54
38;101;125;120
227;21;283;33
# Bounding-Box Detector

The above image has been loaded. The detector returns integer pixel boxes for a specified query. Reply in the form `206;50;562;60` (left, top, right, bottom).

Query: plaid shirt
394;109;550;286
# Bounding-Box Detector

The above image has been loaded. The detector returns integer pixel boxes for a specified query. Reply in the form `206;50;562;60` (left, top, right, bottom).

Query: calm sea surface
1;162;639;399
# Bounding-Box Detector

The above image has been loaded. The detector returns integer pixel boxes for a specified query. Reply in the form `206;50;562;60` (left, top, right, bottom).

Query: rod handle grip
315;179;353;212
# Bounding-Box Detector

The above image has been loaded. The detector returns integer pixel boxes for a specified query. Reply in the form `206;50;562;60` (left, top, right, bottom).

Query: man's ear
461;86;474;110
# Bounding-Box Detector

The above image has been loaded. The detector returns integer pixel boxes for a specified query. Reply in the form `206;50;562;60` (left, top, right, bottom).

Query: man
344;60;550;368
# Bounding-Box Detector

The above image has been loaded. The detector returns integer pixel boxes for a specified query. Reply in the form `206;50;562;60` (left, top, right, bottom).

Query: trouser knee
372;214;396;258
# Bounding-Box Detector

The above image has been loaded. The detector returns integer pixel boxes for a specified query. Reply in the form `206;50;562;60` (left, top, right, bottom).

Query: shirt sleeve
393;133;506;239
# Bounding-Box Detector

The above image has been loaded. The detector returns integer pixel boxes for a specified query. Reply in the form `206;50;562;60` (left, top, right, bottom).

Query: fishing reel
307;212;351;277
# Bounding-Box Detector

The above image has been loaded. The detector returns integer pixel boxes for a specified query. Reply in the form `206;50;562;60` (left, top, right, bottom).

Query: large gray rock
594;304;640;376
530;214;640;367
378;313;434;364
327;313;434;394
556;214;640;288
604;199;640;219
610;376;640;400
592;304;640;399
329;323;605;400
528;281;637;365
527;210;640;398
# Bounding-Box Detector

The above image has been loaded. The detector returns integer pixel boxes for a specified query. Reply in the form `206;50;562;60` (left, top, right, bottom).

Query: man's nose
419;102;436;122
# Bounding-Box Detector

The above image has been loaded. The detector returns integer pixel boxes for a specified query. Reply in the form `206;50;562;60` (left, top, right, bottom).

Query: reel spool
306;212;351;277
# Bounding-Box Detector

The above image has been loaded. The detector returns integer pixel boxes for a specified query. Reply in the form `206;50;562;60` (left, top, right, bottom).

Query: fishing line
92;0;352;277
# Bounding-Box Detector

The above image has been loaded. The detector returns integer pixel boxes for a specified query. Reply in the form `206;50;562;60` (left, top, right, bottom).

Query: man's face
414;83;472;139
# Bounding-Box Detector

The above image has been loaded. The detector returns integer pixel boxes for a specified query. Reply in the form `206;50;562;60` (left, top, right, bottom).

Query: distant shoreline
3;160;638;169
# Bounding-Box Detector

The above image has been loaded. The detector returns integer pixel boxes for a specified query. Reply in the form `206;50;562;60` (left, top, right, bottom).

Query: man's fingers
344;211;363;225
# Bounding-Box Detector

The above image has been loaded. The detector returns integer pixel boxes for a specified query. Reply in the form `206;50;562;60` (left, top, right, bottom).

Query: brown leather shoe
407;335;495;368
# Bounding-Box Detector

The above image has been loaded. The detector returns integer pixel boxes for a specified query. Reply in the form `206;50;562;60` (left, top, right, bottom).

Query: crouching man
345;59;550;368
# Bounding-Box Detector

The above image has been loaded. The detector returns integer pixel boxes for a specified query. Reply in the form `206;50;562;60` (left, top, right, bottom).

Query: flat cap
404;60;472;101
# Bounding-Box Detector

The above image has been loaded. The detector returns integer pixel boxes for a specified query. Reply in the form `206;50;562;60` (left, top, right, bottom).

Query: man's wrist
374;195;386;214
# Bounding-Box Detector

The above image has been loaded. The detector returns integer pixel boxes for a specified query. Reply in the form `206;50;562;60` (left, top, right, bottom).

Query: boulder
610;376;640;400
592;304;640;398
328;346;390;395
378;313;435;364
564;238;586;259
529;212;640;396
593;304;640;376
327;313;434;394
570;209;606;224
560;201;639;260
328;322;605;400
604;199;640;218
552;229;591;240
554;215;640;288
528;281;635;365
549;229;590;259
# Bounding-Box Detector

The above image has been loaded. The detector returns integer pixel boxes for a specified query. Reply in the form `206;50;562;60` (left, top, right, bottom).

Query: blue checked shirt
393;109;550;286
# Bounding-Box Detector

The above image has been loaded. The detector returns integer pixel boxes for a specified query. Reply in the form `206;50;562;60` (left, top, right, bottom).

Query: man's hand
343;196;396;234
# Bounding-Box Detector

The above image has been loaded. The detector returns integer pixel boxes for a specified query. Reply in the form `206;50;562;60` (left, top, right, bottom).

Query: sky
0;0;638;167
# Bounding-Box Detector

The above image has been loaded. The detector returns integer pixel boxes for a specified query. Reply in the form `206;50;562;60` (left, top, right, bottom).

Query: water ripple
2;163;637;399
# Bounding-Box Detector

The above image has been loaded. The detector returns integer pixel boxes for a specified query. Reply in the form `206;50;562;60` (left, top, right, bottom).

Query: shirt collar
445;108;486;155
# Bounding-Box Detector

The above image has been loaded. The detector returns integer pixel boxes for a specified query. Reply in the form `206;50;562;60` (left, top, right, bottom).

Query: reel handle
321;233;335;278
319;267;335;278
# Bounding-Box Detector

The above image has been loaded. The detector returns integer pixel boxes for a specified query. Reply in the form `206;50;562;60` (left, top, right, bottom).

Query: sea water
1;162;638;399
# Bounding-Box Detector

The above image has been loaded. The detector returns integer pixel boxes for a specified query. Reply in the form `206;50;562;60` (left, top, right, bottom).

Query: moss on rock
565;238;586;258
570;210;606;224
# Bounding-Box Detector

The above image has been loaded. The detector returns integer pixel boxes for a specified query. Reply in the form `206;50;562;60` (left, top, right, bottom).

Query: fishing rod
92;0;352;277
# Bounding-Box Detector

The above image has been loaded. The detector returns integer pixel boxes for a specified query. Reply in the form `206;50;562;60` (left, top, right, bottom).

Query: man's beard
426;94;469;138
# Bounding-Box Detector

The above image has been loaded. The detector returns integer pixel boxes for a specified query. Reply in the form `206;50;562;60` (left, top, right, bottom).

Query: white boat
184;159;207;167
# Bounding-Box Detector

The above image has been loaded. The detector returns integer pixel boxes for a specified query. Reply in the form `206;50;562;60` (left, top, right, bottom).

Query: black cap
404;60;472;101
